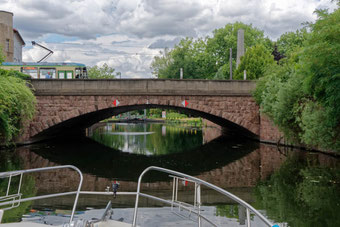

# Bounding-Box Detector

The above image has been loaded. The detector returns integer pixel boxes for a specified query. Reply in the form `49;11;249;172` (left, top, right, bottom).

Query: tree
207;22;272;63
275;28;309;58
151;48;172;78
234;44;275;80
207;22;273;75
152;38;217;79
298;6;340;150
151;22;273;80
88;63;120;79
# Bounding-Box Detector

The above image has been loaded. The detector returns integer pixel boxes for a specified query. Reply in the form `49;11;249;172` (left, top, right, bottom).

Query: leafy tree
301;7;340;129
276;28;309;58
151;22;273;79
152;38;217;79
234;44;275;80
88;63;120;79
150;48;172;78
206;22;273;68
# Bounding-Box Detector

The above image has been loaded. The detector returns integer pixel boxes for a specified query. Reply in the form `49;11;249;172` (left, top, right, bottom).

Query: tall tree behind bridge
151;22;273;80
88;63;120;79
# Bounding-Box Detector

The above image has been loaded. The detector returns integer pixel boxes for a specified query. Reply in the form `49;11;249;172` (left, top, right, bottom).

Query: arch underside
32;104;258;142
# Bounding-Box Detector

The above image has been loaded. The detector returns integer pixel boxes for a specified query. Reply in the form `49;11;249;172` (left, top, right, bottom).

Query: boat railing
132;166;275;227
0;165;83;224
0;165;276;227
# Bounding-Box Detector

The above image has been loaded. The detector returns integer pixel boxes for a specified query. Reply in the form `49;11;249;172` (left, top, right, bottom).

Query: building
0;10;25;62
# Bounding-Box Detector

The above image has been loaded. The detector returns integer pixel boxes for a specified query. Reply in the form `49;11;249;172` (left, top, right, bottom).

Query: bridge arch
26;95;260;142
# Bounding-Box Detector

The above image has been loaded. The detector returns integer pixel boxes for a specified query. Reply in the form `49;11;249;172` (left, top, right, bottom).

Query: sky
1;0;337;78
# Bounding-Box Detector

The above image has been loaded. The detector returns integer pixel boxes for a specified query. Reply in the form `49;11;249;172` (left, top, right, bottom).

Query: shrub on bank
0;69;36;145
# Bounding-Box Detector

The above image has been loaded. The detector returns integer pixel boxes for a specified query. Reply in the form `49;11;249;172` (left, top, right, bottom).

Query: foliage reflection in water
90;123;203;155
0;151;36;223
255;153;340;227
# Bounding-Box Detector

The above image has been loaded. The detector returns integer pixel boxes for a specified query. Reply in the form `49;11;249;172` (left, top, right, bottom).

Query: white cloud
2;0;337;78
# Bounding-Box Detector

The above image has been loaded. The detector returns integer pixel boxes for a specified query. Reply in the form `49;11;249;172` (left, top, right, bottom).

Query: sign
181;100;188;107
113;99;120;107
23;67;37;70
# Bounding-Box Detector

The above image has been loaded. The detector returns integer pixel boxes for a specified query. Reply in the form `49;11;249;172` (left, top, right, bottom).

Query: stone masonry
27;95;260;138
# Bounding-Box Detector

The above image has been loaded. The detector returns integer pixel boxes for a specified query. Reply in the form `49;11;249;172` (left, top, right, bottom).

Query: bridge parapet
30;79;256;96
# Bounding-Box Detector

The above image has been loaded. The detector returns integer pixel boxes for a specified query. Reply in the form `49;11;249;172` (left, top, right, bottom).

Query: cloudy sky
1;0;337;78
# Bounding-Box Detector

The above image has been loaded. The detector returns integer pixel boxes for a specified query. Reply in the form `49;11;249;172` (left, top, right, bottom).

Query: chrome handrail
132;166;274;227
0;165;83;224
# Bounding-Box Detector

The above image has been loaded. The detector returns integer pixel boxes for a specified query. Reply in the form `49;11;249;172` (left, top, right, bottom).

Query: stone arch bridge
22;79;280;143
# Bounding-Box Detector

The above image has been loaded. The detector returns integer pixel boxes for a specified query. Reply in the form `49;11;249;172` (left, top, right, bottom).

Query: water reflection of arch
25;136;258;182
31;104;258;142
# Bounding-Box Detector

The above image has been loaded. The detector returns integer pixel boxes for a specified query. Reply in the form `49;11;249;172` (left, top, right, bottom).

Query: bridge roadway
22;79;281;143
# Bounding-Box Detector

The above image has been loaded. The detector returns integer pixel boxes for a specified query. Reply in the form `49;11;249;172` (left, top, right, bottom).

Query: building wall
13;32;23;62
0;11;14;62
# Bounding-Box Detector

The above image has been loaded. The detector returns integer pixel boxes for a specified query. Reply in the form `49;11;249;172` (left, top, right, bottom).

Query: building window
6;39;10;52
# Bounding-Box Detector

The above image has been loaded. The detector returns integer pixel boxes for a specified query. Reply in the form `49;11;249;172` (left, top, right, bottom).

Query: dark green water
0;122;339;226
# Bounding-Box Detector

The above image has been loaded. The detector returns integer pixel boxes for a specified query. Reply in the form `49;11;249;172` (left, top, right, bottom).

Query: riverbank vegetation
151;3;339;152
254;5;340;151
0;61;36;145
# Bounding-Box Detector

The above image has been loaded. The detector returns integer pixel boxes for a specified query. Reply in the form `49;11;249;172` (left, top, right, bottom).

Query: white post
197;184;201;227
243;70;247;80
180;68;183;79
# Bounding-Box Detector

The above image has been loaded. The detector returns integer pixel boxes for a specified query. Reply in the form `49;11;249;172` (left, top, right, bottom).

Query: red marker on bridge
181;100;188;107
113;99;120;107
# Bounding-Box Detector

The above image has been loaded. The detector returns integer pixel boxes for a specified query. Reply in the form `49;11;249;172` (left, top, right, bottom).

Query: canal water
0;122;339;227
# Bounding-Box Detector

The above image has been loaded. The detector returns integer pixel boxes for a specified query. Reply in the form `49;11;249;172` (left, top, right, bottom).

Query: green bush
166;112;187;120
0;71;36;145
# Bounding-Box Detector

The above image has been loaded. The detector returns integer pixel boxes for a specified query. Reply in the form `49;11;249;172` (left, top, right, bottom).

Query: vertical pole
6;175;11;196
171;177;176;211
0;209;3;224
244;70;247;80
229;48;233;80
197;184;201;227
246;208;251;227
194;182;197;207
180;68;183;79
175;178;179;201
